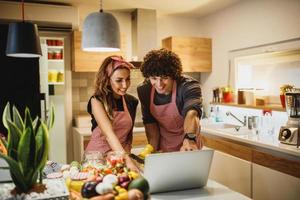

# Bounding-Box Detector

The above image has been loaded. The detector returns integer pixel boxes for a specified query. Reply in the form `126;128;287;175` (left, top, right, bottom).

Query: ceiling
25;0;240;18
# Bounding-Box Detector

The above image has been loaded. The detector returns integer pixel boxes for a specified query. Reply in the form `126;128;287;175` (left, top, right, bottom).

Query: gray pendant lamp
6;0;42;58
82;0;120;52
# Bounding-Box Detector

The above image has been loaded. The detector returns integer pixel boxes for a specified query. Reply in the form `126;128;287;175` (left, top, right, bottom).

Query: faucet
226;111;247;127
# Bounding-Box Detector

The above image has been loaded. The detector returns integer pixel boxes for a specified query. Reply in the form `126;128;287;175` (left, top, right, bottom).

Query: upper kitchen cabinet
72;31;126;72
162;36;212;72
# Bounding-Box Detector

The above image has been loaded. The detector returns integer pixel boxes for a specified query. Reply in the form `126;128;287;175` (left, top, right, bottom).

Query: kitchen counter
151;179;250;200
201;119;300;158
201;119;300;200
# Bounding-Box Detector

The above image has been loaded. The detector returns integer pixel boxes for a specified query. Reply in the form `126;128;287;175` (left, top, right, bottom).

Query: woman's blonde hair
94;55;131;119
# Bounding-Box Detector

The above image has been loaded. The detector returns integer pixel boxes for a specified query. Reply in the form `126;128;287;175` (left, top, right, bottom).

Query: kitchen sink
220;127;254;135
204;122;253;135
204;123;239;129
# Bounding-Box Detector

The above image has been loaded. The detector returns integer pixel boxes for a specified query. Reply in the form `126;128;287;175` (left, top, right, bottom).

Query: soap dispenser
215;106;223;122
209;106;216;123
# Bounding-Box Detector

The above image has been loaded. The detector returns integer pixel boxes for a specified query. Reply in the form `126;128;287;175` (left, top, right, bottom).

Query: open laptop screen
143;149;214;194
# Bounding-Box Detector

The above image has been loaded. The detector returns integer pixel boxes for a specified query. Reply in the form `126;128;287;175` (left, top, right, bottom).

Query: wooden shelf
48;59;64;63
211;102;285;112
47;46;63;49
48;82;64;85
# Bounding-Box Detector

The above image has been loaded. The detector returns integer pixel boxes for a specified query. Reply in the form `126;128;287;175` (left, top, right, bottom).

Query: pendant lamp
6;0;42;58
82;0;120;52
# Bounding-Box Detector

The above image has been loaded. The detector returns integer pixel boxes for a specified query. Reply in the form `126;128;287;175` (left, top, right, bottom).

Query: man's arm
180;109;202;151
144;123;160;152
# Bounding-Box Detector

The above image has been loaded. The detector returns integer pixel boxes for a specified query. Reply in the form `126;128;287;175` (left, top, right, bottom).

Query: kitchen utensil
278;92;300;145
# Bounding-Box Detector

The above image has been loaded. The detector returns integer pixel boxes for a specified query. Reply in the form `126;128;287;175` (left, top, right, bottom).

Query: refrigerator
39;35;69;164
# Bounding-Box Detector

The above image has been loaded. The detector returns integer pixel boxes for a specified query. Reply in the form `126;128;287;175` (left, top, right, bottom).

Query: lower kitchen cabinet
209;150;252;197
253;163;300;200
203;135;300;199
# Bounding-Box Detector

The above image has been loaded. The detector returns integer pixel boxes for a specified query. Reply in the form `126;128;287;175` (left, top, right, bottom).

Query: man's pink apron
150;81;201;152
85;96;133;153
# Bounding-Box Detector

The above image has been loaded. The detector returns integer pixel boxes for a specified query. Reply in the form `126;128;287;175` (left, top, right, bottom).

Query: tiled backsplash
72;71;201;124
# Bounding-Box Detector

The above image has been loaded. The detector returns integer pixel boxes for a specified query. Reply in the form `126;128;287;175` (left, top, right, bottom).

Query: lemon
70;180;84;193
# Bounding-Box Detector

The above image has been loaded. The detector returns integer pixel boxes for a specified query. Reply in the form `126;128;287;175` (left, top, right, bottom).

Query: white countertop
201;119;300;158
151;179;250;200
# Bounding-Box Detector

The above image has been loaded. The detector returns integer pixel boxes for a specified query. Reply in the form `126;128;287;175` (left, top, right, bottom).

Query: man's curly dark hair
140;48;182;80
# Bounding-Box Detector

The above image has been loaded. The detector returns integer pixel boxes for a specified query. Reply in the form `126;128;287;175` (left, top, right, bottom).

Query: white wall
156;15;207;47
197;0;300;113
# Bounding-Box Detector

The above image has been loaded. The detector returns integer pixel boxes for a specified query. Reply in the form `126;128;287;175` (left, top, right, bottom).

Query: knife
129;153;144;164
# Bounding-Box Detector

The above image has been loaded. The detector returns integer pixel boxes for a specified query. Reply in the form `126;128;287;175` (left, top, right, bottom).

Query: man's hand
180;138;198;151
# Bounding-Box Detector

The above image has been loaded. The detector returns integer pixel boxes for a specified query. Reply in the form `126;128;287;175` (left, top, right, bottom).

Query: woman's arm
144;123;160;151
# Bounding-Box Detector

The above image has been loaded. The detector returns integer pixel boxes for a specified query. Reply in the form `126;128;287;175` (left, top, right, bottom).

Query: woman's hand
125;155;140;172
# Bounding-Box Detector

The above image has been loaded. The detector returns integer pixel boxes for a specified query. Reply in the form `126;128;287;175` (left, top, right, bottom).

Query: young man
137;49;203;152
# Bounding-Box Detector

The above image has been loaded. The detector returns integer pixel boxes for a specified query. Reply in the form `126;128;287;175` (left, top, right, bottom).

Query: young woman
137;49;203;152
85;56;138;171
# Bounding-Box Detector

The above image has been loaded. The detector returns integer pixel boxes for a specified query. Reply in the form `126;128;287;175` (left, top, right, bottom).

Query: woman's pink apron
150;81;201;152
85;96;133;153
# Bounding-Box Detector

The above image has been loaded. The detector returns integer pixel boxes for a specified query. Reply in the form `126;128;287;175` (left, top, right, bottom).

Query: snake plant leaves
7;119;22;160
24;108;34;135
18;127;36;175
12;105;24;132
35;122;49;171
47;105;55;130
0;153;27;191
1;103;55;193
2;102;11;129
32;116;39;132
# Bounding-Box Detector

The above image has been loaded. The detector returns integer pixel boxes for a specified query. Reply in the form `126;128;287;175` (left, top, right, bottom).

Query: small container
238;90;245;104
57;71;64;82
56;40;64;46
46;40;53;46
82;151;105;168
106;151;125;167
48;70;58;82
48;51;54;59
54;50;63;59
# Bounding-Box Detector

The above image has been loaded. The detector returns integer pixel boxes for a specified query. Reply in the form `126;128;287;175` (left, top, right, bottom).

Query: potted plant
0;102;54;194
280;84;294;108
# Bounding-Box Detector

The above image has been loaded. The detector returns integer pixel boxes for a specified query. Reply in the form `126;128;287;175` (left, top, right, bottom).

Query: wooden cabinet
203;134;300;199
203;136;252;197
253;163;300;200
162;36;212;72
209;150;251;197
72;31;126;72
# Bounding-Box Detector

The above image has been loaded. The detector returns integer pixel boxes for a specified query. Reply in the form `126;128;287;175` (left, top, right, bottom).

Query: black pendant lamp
6;0;42;58
82;0;120;52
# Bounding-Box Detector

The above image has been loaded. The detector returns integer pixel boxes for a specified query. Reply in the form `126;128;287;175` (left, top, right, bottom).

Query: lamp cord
22;0;25;22
100;0;103;12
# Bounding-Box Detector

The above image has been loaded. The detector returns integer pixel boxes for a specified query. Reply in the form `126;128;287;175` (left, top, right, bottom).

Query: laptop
143;149;214;194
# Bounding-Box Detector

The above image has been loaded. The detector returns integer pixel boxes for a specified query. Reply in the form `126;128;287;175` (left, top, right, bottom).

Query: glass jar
106;151;126;167
82;151;105;169
57;71;64;82
48;70;58;82
54;50;63;59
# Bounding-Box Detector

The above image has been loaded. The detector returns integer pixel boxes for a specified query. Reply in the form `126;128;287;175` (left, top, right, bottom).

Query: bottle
209;107;215;123
215;107;223;122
